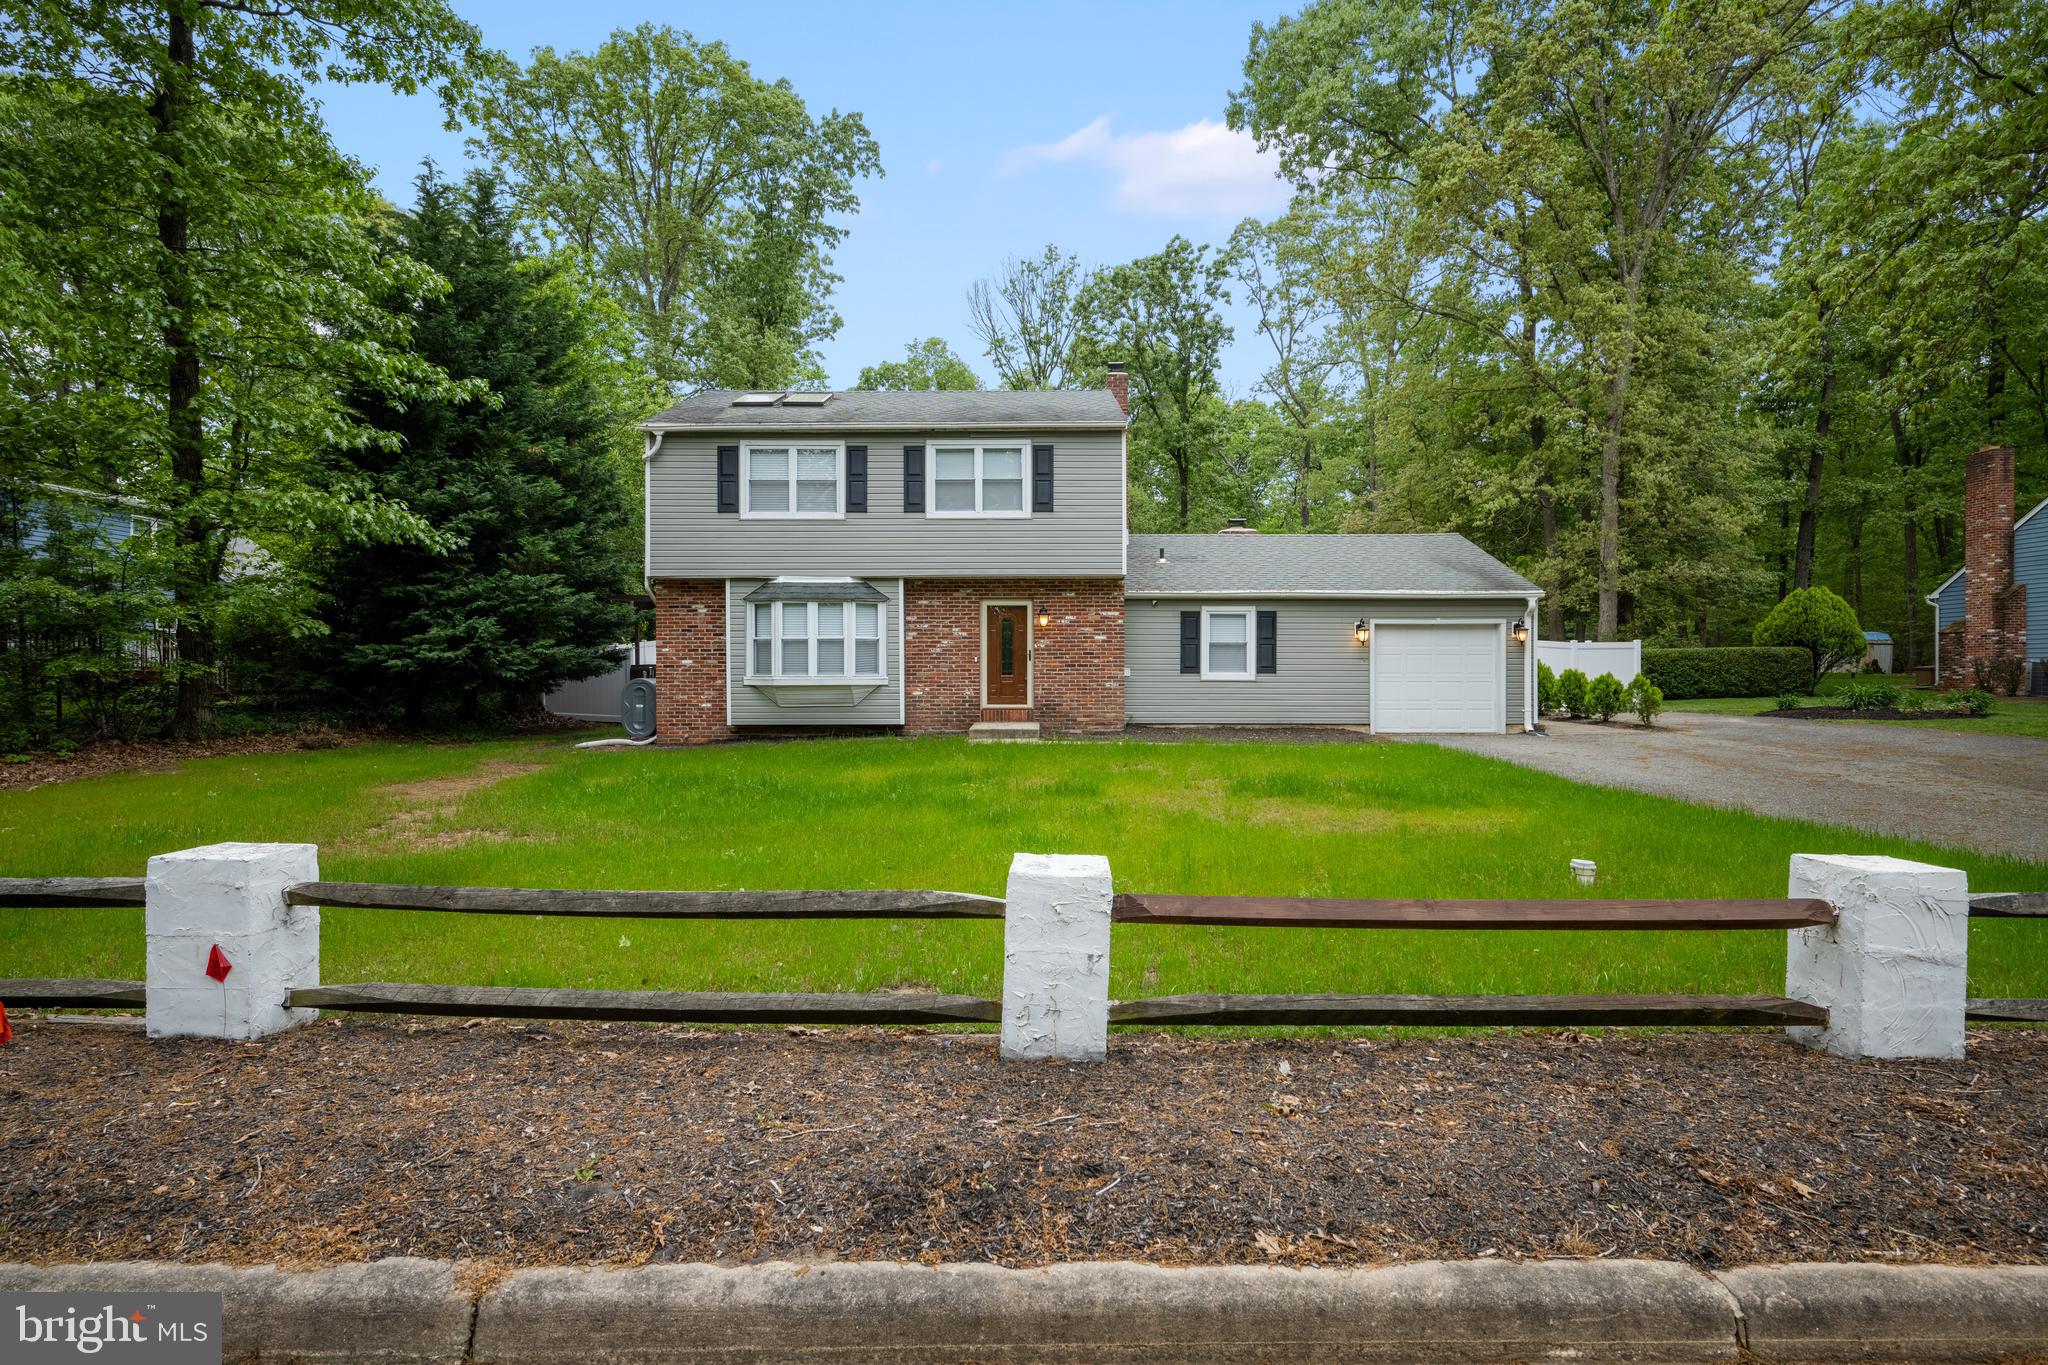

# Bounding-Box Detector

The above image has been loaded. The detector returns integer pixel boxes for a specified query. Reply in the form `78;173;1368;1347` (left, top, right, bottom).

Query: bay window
748;600;885;680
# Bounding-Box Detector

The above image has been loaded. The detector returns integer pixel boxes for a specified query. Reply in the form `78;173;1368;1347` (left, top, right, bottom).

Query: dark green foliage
1556;668;1589;718
1642;647;1812;699
1537;660;1559;716
1753;587;1864;690
1587;673;1626;721
315;170;636;723
1773;692;1806;712
0;491;170;747
1836;679;1900;711
1627;675;1664;727
1958;689;1995;717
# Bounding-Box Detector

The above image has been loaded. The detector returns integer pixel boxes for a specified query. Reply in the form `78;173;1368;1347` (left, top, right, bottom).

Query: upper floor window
929;443;1027;518
742;443;843;518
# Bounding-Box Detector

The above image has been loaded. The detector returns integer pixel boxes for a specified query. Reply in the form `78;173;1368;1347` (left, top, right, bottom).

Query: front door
984;604;1030;706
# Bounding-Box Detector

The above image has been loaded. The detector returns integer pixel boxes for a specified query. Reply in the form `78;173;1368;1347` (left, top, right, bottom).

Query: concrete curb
0;1257;472;1363
1;1258;2043;1364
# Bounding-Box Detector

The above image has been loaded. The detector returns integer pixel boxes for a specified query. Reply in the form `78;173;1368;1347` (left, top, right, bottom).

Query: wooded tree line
0;6;878;744
957;0;2046;652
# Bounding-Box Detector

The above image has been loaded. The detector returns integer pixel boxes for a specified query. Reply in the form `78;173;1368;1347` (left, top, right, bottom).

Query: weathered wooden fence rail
1;853;2041;1061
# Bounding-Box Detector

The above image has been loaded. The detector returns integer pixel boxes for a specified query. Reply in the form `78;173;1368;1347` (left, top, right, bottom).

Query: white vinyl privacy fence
1536;638;1642;685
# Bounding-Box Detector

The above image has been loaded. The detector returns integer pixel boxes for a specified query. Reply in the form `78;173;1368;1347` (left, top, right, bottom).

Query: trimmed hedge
1641;647;1811;699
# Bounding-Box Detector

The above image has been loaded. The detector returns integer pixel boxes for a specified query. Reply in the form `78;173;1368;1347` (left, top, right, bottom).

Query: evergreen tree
318;171;640;723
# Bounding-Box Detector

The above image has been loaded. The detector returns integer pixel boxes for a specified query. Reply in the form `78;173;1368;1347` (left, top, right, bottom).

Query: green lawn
1662;682;2048;739
1;734;2042;1004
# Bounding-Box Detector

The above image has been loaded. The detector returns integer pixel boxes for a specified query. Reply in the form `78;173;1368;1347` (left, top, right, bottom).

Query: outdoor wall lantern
1353;619;1371;645
1036;608;1051;628
1512;618;1529;643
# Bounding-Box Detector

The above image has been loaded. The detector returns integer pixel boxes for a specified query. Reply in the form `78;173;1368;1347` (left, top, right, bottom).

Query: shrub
1627;675;1664;727
1861;656;1884;674
1642;647;1812;699
1773;692;1805;712
1895;690;1925;712
1957;688;1994;716
1837;679;1900;711
1985;656;2026;696
1557;668;1589;718
1537;661;1560;717
1752;586;1865;689
1587;673;1627;721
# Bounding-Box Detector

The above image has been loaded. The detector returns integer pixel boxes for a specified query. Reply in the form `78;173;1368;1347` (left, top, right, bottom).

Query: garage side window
1201;608;1255;680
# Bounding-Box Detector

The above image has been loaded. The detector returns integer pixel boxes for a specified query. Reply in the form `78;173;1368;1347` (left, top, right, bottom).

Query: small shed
1863;630;1893;674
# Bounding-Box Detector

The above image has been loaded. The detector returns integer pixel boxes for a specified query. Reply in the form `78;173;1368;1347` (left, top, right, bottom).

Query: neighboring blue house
14;485;155;556
1926;445;2044;691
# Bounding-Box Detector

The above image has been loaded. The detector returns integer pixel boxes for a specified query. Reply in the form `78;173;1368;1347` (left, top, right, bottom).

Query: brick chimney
1105;361;1129;416
1957;444;2026;686
1218;518;1259;534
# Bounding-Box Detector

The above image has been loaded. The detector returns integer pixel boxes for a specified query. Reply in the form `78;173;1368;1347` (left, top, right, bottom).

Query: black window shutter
716;445;739;514
903;445;925;512
846;445;867;513
1257;610;1277;674
1180;611;1201;674
1032;443;1055;512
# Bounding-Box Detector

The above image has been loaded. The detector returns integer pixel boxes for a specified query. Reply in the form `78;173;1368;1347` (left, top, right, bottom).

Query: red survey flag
205;944;232;983
0;1001;12;1046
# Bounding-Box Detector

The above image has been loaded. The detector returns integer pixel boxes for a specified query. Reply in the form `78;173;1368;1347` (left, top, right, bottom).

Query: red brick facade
902;578;1125;735
1943;445;2029;689
650;579;735;744
650;576;1127;743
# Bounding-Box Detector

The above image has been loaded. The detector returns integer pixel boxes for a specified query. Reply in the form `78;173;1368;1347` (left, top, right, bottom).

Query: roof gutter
636;421;1128;435
1125;589;1547;600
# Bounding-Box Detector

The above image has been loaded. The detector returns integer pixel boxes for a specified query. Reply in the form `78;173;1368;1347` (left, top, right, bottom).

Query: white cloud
1002;115;1289;218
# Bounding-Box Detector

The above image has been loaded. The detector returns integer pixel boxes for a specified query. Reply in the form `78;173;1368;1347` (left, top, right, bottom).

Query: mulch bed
1763;706;1984;722
0;731;362;791
3;1020;2043;1271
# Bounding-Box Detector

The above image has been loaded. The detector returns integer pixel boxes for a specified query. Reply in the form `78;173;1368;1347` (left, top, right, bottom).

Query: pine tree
318;171;640;723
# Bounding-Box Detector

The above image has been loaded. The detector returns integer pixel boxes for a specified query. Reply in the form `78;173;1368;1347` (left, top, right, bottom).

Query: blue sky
315;0;1293;392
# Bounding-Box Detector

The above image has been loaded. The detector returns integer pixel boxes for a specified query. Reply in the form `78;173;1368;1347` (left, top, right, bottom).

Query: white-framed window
741;442;844;518
928;442;1028;517
747;600;886;680
1201;607;1256;681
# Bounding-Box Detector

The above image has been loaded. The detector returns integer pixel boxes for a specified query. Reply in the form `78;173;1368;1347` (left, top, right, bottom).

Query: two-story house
641;369;1543;742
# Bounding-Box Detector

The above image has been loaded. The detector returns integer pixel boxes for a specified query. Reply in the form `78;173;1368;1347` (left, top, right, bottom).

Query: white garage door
1373;623;1503;733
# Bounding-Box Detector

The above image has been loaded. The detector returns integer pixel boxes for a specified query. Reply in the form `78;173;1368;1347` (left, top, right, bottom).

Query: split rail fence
2;847;2043;1061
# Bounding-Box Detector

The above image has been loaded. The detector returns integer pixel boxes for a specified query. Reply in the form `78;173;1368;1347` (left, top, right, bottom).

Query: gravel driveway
1425;712;2048;862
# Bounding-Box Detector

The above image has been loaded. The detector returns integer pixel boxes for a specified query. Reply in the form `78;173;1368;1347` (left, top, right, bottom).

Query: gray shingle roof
1126;533;1540;597
644;389;1128;430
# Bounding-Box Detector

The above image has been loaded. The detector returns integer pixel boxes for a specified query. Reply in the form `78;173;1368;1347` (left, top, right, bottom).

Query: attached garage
1123;532;1540;735
1369;622;1505;733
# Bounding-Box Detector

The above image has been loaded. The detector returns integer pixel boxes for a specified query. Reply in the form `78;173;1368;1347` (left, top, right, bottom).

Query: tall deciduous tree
1076;237;1234;530
472;25;881;393
0;0;483;738
853;338;981;392
317;171;641;722
966;246;1093;390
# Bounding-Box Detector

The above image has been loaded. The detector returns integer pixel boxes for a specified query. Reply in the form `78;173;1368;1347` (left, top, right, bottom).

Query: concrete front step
968;720;1042;744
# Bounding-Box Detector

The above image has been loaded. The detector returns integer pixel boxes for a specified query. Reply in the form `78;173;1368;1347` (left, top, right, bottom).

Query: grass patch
1664;687;2048;739
1;734;2042;1003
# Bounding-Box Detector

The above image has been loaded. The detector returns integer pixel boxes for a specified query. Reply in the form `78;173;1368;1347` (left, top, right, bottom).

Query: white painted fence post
1785;854;1969;1060
1000;852;1113;1062
145;842;320;1040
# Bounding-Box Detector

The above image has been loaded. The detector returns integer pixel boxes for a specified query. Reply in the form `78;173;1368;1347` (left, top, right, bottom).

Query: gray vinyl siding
725;578;904;726
1125;597;1527;726
648;430;1124;578
2018;505;2047;661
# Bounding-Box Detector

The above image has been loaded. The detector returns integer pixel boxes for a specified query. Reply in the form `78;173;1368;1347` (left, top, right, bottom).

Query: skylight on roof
733;392;784;406
780;391;834;406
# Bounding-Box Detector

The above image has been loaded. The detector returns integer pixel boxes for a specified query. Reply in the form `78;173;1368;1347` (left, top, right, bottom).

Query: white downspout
1525;593;1539;730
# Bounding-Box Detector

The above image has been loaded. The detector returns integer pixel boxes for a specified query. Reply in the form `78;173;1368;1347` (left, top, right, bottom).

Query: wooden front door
984;604;1030;706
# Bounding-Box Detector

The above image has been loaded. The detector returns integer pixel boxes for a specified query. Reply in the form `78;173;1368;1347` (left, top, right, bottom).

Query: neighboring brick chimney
1219;519;1259;534
1106;361;1129;416
1952;444;2027;688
